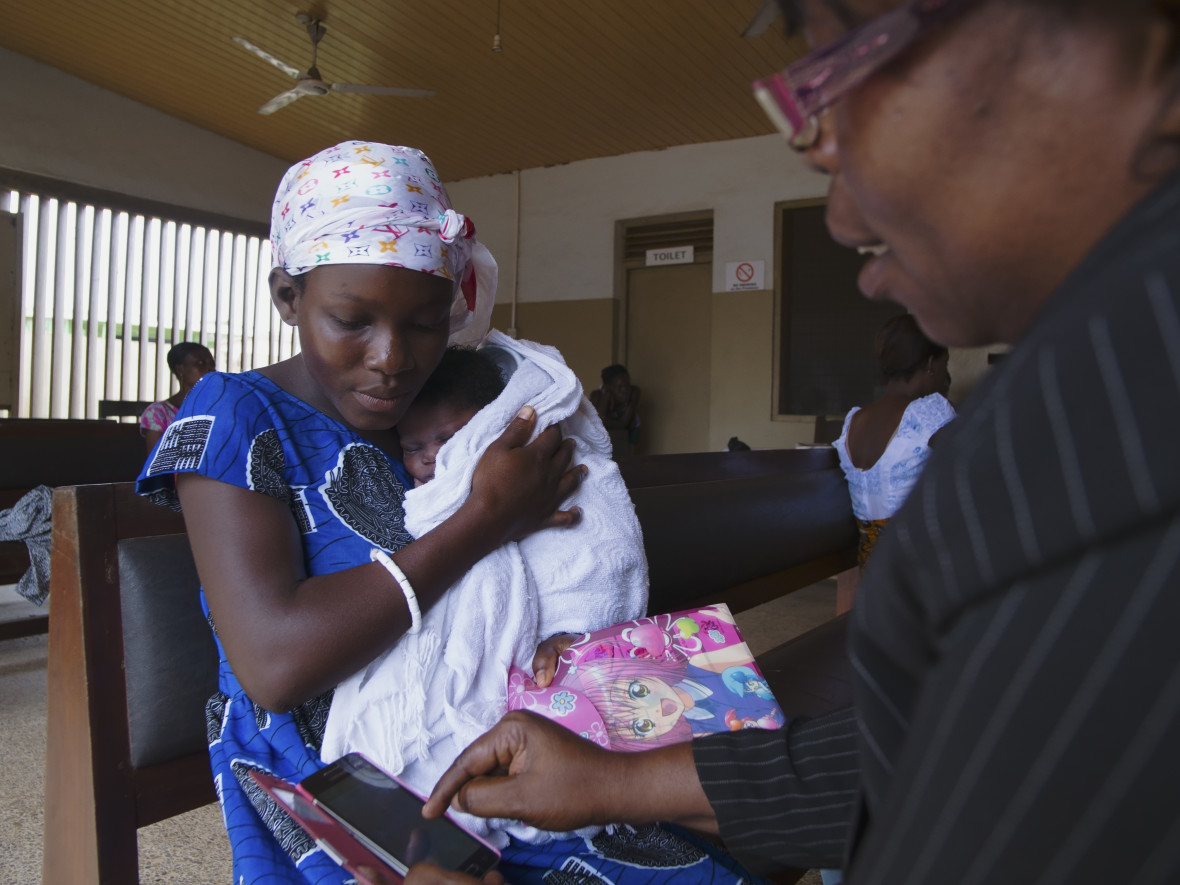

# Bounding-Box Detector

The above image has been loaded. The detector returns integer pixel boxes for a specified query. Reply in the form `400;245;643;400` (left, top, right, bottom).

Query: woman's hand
532;633;580;688
467;406;584;546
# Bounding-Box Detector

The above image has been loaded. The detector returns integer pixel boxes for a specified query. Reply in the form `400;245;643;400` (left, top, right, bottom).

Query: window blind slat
104;212;126;404
136;217;157;401
30;198;54;417
6;186;281;418
70;205;91;418
121;215;143;401
214;233;230;366
50;202;74;418
86;209;109;419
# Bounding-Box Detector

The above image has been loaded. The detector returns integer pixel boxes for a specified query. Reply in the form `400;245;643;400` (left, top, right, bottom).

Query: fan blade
331;83;435;98
258;88;304;115
232;37;302;79
740;0;781;38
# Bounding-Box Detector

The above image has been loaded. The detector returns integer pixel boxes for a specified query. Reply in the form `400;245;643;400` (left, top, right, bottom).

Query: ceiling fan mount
293;77;330;97
741;0;782;38
232;12;434;115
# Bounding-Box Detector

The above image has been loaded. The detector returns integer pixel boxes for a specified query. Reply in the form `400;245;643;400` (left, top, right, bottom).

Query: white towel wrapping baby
321;331;649;846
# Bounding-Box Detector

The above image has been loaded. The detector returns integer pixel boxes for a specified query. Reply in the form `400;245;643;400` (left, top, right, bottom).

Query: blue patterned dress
138;370;767;885
138;370;416;884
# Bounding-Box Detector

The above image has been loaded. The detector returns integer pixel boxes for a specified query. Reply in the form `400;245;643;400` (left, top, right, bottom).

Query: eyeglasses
752;0;979;151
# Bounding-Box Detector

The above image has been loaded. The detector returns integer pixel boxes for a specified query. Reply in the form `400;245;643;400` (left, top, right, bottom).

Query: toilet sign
725;260;765;291
645;246;694;266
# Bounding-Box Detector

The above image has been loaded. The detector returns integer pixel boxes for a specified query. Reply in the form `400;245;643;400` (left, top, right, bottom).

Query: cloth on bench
321;332;649;845
0;485;52;605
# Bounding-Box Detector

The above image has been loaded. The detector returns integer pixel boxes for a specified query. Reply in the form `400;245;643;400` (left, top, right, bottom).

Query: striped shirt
695;168;1180;884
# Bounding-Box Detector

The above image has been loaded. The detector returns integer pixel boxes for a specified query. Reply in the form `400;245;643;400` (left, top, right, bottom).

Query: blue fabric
138;371;414;885
500;824;769;885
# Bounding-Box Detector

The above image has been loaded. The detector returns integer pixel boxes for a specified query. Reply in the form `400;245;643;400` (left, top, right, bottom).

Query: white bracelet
370;548;421;634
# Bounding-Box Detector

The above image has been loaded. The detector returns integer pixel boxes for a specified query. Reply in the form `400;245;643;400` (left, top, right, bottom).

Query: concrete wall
0;47;288;224
448;141;995;451
448;137;836;450
448;136;828;306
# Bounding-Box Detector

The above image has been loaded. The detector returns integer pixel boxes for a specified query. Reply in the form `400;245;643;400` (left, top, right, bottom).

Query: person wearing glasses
404;1;1180;884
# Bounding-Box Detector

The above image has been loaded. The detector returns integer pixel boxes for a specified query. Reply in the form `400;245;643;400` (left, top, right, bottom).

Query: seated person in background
397;347;506;487
138;341;215;453
589;364;640;459
834;314;954;566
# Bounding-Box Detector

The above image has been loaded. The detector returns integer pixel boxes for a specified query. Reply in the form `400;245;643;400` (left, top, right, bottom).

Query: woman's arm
143;428;164;454
180;407;582;711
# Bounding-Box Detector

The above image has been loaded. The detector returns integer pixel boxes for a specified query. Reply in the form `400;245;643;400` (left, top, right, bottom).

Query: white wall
447;138;834;451
447;135;828;305
0;48;288;224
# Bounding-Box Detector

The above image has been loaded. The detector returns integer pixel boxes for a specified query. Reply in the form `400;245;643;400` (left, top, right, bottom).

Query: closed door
625;262;712;454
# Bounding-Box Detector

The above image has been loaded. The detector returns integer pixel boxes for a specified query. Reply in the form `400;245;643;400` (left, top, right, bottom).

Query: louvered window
0;180;296;419
621;214;713;267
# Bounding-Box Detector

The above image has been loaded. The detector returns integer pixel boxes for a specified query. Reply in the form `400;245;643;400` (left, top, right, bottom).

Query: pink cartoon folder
507;603;784;752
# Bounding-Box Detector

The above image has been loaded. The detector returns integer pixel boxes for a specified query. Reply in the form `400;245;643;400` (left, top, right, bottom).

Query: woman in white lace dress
834;314;955;567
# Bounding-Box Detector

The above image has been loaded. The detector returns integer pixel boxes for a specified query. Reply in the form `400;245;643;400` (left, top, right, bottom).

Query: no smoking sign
724;260;765;292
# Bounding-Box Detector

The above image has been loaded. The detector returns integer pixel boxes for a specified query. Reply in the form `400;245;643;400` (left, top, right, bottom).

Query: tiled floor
0;582;836;883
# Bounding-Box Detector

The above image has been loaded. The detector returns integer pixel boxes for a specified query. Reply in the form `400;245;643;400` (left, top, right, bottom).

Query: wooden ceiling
1;0;805;182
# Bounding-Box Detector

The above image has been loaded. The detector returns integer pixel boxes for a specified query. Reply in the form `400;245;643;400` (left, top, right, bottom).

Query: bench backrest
119;533;217;767
633;469;857;615
98;399;154;420
0;420;146;636
0;418;145;490
42;483;216;885
617;446;838;488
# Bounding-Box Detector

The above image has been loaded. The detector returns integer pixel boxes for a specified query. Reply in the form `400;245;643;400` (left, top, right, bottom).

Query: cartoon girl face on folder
558;656;784;751
561;657;696;750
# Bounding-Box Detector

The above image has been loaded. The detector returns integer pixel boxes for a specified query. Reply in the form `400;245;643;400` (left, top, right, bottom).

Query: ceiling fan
232;12;435;116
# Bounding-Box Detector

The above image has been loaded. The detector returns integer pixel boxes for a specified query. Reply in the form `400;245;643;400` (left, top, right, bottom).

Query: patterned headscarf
270;141;495;346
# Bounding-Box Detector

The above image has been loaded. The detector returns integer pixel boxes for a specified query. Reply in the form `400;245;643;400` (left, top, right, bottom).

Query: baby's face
397;402;481;486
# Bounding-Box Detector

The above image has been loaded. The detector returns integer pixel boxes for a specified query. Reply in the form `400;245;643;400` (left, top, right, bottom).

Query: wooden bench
97;399;154;420
626;447;860;615
0;419;146;639
42;451;858;884
618;447;838;489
